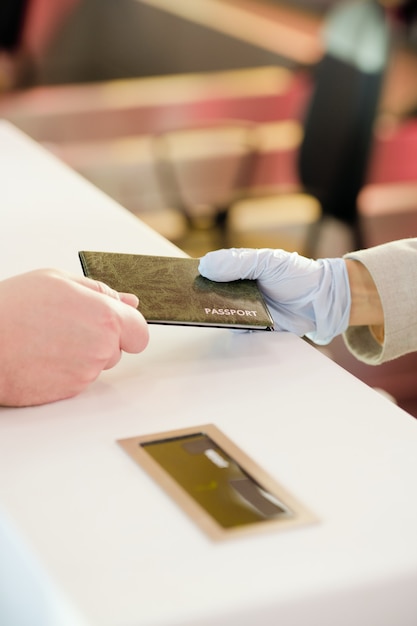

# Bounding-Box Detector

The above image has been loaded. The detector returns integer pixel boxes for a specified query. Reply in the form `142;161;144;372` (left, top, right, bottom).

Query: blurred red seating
366;117;417;185
358;117;417;248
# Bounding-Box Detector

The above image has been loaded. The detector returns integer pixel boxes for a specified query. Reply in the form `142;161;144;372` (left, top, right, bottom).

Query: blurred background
2;0;417;415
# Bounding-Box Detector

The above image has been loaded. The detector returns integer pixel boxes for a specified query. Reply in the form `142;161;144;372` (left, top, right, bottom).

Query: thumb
75;275;139;308
118;292;140;308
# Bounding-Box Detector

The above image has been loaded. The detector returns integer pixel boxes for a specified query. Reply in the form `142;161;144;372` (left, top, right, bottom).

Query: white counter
1;121;417;626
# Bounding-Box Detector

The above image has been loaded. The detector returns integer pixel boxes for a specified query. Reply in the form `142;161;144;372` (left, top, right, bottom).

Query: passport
78;251;274;330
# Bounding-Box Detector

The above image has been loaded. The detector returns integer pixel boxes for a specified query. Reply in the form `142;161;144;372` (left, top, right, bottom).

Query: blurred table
1;121;417;626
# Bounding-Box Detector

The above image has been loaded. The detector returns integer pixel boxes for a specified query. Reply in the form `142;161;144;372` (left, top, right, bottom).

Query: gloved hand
198;248;351;345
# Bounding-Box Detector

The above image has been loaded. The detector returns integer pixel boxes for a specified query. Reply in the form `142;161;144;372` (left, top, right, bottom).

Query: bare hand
0;269;149;407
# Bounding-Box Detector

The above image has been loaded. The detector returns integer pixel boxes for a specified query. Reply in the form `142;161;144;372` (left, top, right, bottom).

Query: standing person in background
0;0;80;90
0;0;30;90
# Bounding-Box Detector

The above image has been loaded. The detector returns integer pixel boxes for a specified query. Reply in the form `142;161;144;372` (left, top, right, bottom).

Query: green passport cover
78;251;274;330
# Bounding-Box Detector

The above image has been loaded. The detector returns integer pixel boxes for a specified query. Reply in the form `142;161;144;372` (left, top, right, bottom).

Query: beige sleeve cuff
343;239;417;364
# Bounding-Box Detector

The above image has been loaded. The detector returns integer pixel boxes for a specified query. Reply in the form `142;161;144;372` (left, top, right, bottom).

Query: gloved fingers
199;248;292;282
199;248;323;301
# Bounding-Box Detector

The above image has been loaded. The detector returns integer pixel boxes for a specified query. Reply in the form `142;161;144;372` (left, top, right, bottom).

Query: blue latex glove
198;248;351;345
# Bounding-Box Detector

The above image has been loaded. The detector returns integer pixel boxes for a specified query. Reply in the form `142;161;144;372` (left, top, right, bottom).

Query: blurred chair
228;0;390;257
149;68;313;250
152;119;258;247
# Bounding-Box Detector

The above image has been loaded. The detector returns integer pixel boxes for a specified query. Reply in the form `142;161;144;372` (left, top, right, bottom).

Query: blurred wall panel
31;0;306;86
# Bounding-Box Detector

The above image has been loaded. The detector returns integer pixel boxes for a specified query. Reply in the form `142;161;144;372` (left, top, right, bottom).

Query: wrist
345;259;384;328
306;257;351;345
370;324;385;345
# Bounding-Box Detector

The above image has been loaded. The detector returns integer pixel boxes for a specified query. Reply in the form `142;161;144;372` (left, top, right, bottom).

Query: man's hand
199;248;351;344
0;269;149;407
